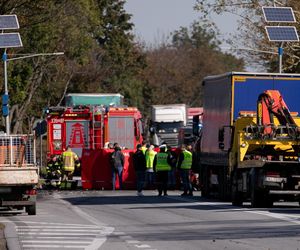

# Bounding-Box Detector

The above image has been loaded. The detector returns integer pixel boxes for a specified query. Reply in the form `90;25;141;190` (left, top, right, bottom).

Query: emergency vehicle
45;94;144;189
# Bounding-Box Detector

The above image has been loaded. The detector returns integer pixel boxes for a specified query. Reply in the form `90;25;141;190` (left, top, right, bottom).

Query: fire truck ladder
92;107;103;149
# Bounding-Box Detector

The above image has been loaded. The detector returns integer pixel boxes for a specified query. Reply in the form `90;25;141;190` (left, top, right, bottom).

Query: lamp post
2;51;64;135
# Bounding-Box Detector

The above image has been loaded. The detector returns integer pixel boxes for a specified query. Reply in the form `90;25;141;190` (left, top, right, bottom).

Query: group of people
46;146;80;187
132;142;194;197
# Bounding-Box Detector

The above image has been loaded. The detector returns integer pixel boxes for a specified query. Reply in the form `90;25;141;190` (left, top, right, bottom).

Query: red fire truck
46;104;144;189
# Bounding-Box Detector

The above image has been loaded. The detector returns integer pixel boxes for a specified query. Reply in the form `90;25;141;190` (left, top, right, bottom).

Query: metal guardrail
0;134;36;167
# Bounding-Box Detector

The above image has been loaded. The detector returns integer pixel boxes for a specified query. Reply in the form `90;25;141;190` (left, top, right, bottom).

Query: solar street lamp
0;15;22;135
262;6;299;73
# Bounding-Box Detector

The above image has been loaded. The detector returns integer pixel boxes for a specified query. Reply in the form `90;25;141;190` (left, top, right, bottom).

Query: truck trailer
199;72;300;207
0;134;38;215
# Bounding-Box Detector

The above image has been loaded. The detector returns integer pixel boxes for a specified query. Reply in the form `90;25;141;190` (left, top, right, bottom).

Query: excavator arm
257;90;298;137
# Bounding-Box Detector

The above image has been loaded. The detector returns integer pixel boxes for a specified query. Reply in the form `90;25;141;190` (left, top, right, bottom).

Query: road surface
0;190;300;250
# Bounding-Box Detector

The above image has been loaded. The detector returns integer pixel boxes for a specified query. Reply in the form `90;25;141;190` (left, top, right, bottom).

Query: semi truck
199;72;300;207
46;93;144;189
0;134;38;215
150;104;187;147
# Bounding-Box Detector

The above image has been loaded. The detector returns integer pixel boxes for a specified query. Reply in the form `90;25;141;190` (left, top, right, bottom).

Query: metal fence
0;134;36;167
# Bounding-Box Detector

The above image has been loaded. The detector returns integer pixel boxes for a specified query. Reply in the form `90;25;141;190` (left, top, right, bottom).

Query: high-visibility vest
141;146;147;155
156;152;171;171
145;150;157;169
180;150;192;170
62;151;78;172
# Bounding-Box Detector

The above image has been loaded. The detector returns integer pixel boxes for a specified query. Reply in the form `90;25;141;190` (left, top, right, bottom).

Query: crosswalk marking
16;222;110;249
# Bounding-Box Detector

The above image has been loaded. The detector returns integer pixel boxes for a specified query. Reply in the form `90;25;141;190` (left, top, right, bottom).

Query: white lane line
54;193;114;250
22;245;85;249
168;196;300;226
85;238;107;250
135;244;151;248
17;229;102;232
17;221;104;227
112;231;126;235
18;232;100;236
16;225;101;229
21;240;90;244
246;210;300;225
21;237;94;240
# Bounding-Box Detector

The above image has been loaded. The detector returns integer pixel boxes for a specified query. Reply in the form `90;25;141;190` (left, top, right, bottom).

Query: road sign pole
278;44;283;74
2;49;10;135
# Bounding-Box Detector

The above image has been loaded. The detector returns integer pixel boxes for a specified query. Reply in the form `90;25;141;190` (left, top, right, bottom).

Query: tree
195;0;300;73
142;21;244;107
0;0;146;133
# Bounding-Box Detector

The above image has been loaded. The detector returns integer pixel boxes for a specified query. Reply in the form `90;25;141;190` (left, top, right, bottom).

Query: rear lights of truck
26;189;37;195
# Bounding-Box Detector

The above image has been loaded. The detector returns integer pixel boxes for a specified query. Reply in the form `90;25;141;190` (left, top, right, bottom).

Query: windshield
154;122;182;133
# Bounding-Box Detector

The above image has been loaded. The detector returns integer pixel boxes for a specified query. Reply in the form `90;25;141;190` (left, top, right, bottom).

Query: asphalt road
0;190;300;250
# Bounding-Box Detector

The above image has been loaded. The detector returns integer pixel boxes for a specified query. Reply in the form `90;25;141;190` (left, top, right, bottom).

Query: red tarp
81;148;136;190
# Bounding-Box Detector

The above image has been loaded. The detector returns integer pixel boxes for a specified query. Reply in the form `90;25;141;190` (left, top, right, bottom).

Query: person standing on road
154;145;171;196
177;144;193;196
133;144;147;196
167;146;177;190
110;143;125;190
145;145;157;189
61;146;80;181
141;141;148;155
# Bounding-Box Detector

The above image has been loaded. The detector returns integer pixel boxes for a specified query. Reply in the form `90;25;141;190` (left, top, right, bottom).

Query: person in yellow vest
177;144;193;196
141;141;148;155
61;146;80;181
154;145;171;196
145;145;157;189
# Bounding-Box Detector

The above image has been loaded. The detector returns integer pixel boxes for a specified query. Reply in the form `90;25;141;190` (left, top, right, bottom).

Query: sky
124;0;239;46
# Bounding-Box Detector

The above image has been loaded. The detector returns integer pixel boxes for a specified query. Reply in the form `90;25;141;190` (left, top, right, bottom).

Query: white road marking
112;231;126;235
135;244;151;248
17;228;103;232
120;235;133;240
16;225;100;229
21;237;94;240
246;210;300;225
22;245;85;248
21;240;91;244
18;232;101;235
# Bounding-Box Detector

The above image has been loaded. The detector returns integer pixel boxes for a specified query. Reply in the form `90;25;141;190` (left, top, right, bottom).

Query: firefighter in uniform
46;155;62;187
177;144;193;196
61;146;80;181
154;145;171;196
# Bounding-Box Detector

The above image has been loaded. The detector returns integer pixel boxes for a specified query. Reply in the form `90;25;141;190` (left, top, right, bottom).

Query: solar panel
265;26;299;42
262;7;296;22
0;15;19;29
0;33;23;48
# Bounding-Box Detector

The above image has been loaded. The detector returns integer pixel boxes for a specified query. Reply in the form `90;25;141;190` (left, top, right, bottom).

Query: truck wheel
26;204;36;215
232;184;243;206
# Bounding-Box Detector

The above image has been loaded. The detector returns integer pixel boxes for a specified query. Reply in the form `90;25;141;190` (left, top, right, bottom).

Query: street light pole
2;49;9;135
2;51;64;135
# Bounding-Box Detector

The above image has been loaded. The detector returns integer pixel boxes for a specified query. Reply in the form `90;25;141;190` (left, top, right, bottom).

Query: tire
231;170;243;206
250;168;263;208
26;204;36;215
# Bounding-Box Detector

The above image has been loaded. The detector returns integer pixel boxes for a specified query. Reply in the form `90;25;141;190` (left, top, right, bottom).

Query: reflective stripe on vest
145;150;156;169
156;153;171;171
181;150;192;170
62;151;76;172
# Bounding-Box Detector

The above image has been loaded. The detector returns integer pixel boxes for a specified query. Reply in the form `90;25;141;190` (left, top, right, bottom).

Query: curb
0;224;7;250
